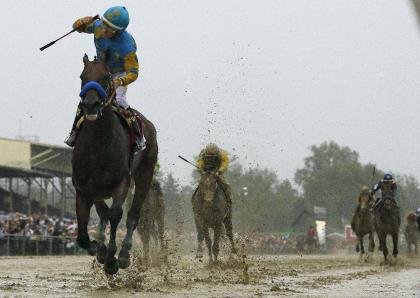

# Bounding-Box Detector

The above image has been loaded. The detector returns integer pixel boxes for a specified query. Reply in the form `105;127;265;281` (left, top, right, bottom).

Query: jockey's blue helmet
416;208;420;216
383;173;393;181
102;6;130;31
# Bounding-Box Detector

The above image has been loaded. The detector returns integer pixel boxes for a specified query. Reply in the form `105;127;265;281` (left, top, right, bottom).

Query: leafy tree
161;173;182;227
294;141;420;229
294;141;376;228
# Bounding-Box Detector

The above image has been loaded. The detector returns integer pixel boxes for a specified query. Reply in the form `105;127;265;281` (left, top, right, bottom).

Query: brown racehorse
404;214;418;255
374;196;400;264
72;54;158;274
351;193;375;260
192;172;236;263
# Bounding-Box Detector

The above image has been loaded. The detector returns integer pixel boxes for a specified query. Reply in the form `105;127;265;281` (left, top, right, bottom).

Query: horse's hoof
87;240;98;256
104;258;119;275
97;244;107;264
118;250;130;269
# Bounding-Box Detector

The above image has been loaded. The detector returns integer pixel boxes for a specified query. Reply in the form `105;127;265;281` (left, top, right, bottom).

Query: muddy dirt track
0;253;419;297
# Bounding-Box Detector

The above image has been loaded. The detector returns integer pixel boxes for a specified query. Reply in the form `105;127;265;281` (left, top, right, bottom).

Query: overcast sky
1;1;420;185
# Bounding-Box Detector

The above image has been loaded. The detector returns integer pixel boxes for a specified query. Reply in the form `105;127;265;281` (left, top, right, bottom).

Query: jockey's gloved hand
112;78;123;89
74;16;94;32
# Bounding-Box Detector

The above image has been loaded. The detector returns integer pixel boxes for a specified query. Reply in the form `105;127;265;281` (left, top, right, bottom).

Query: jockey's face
101;23;117;39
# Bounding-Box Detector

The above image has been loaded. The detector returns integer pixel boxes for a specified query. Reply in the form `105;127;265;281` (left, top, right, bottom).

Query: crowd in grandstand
0;212;77;240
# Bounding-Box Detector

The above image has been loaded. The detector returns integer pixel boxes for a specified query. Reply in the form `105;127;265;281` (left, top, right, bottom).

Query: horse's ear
83;54;89;66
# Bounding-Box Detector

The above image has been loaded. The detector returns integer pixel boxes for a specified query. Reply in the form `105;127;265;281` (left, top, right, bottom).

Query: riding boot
64;103;84;147
128;108;146;153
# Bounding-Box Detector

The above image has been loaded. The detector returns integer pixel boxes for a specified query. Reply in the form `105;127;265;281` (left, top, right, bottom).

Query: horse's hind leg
76;192;97;256
212;224;222;262
223;214;237;254
94;201;109;264
119;161;155;269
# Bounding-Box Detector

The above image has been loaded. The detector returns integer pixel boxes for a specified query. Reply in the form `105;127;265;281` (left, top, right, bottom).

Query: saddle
111;103;144;148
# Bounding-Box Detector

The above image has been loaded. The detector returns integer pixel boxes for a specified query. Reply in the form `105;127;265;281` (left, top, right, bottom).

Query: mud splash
0;253;419;297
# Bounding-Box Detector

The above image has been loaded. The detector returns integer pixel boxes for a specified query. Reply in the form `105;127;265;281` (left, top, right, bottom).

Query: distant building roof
0;137;72;178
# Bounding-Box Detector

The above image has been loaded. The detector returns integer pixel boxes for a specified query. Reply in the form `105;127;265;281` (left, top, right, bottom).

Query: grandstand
0;138;74;217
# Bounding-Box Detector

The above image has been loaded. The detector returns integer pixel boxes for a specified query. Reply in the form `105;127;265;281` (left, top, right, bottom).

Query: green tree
294;141;376;229
162;173;182;227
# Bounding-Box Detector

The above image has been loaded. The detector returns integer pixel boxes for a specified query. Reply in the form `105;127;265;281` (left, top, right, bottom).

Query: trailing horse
404;213;418;255
137;179;166;265
72;54;158;274
351;193;375;260
192;171;236;263
374;196;400;264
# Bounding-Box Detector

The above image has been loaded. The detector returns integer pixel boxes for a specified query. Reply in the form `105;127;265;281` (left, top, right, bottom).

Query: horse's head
200;172;218;202
359;193;372;212
79;54;113;121
382;196;397;211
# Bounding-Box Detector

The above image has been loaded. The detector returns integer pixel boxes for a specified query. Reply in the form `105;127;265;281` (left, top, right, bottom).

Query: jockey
196;143;232;216
371;173;397;209
65;6;145;152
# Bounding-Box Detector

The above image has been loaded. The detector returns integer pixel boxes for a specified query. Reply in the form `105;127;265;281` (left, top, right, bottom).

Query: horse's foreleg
359;236;365;255
368;232;375;253
392;233;398;257
94;201;109;264
223;214;237;254
203;227;213;263
103;199;123;275
104;179;129;275
119;164;154;269
194;215;204;258
76;193;96;255
213;224;222;262
380;234;388;261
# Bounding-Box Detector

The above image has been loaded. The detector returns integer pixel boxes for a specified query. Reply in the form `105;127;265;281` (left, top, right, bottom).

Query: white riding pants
112;72;129;109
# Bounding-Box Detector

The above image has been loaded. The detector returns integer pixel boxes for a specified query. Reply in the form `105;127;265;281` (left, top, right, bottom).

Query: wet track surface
0;253;419;297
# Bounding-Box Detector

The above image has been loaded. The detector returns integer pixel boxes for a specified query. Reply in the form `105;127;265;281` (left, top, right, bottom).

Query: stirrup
133;136;146;153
